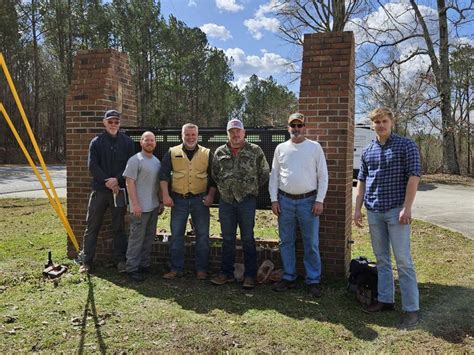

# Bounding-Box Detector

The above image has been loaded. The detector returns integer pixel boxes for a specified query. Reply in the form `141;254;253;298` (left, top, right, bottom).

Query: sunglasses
289;123;304;128
107;120;120;125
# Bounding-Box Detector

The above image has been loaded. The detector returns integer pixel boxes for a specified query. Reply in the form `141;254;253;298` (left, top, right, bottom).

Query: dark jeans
219;196;257;278
82;190;128;265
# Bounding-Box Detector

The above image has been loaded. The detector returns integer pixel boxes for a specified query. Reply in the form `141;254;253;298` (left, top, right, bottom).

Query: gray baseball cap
104;109;121;120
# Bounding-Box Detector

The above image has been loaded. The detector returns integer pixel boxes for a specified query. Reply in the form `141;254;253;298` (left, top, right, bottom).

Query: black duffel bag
348;256;378;306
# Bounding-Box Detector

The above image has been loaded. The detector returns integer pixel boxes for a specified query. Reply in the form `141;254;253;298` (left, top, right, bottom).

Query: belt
278;189;317;200
172;192;204;199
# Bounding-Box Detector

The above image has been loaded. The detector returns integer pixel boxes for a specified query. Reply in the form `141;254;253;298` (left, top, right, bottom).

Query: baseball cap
288;112;305;124
104;109;121;120
226;119;244;131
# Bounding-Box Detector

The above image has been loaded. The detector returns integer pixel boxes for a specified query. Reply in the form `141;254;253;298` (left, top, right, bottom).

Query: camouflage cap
288;112;305;124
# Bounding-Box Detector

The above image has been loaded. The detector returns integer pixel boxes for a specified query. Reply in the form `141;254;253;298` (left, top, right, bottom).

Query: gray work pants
126;208;159;273
82;190;128;265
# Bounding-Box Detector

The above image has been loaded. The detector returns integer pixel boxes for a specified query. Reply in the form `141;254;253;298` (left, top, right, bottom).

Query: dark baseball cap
104;109;121;120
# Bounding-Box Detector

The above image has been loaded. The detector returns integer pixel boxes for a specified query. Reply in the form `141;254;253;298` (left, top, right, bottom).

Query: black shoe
308;283;322;298
138;266;151;274
272;279;296;292
128;272;145;282
398;311;421;330
363;302;395;314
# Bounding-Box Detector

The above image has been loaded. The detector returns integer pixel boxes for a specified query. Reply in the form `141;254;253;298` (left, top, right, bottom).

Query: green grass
1;198;473;352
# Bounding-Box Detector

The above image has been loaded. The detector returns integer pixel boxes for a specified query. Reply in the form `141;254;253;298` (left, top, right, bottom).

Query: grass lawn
0;198;473;352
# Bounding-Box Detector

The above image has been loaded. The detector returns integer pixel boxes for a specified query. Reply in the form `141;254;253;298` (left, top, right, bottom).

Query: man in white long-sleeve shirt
269;112;328;298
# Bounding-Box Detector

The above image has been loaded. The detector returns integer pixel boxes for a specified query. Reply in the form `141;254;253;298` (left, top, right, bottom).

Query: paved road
1;165;473;239
0;165;66;198
352;182;474;240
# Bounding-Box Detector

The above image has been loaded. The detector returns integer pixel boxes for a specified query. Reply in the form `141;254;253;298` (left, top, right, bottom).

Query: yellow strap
0;54;79;251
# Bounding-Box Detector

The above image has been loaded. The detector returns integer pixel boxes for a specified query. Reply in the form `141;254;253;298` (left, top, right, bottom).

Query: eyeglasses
107;120;120;125
289;123;304;128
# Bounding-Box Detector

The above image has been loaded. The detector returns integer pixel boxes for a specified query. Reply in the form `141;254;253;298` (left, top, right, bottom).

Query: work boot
138;266;151;274
210;273;235;285
128;271;145;282
272;279;296;292
308;283;322;298
398;311;421;330
162;271;184;280
196;271;208;280
117;261;127;273
242;277;256;289
363;301;395;314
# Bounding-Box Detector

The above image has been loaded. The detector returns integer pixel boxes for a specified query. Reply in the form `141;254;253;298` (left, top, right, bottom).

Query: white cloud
200;23;232;41
453;37;474;47
244;17;279;40
243;0;282;40
188;0;197;7
216;0;244;12
222;47;297;88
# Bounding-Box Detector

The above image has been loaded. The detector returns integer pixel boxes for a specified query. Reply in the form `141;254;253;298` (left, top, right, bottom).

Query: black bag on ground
348;256;378;306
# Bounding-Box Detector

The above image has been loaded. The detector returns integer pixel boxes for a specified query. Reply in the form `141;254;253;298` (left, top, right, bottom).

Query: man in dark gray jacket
79;109;135;273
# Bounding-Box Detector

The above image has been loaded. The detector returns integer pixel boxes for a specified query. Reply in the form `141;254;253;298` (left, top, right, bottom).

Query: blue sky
160;0;474;105
161;0;302;93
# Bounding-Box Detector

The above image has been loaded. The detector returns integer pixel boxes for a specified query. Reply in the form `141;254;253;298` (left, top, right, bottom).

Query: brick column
65;49;137;259
298;32;355;278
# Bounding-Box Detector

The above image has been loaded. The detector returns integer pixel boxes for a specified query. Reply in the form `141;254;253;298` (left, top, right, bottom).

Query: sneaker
117;261;127;273
79;264;90;274
162;271;184;280
308;283;322;298
196;271;208;280
128;272;145;282
272;279;296;292
242;277;256;289
210;273;235;285
398;311;421;330
363;301;395;314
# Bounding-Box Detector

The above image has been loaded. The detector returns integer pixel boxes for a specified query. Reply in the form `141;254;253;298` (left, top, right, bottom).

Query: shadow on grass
78;275;107;354
92;268;473;344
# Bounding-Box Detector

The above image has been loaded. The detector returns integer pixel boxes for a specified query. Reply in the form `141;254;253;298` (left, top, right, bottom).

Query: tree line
277;0;473;175
0;0;297;163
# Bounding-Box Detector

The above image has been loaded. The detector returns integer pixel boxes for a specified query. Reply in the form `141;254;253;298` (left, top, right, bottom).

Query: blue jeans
278;194;321;284
169;193;210;273
367;207;419;312
219;196;257;278
126;208;159;273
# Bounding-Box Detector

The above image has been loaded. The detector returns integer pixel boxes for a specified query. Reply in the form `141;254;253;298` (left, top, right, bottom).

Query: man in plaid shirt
354;108;421;329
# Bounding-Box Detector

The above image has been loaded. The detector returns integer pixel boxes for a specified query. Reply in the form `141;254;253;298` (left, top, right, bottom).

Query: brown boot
363;302;395;314
162;271;184;280
397;311;421;329
210;273;235;285
242;277;256;289
196;271;207;280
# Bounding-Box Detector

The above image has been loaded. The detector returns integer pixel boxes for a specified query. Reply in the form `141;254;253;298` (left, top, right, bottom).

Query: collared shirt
212;141;270;203
358;133;421;213
159;144;216;188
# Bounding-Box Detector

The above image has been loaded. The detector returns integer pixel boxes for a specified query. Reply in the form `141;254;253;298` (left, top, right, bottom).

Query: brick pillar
65;49;137;259
298;32;355;278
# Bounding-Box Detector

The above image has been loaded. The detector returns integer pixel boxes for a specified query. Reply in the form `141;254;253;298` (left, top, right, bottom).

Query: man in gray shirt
123;131;164;281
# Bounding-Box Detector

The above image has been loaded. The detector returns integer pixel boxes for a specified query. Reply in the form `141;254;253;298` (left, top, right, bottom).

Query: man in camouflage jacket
210;119;269;289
